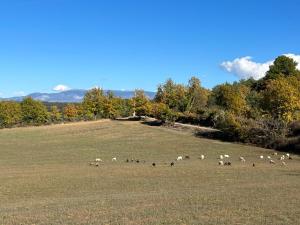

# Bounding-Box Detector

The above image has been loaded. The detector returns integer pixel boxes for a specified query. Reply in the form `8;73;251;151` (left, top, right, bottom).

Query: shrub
289;121;300;136
0;101;22;128
21;98;49;125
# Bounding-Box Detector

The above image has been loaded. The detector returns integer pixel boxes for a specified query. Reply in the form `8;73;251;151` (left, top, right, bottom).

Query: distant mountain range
0;89;156;103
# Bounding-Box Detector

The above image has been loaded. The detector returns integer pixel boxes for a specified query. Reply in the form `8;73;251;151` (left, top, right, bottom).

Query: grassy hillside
0;120;299;225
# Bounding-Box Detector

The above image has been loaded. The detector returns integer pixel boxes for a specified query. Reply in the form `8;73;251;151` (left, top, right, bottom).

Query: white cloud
221;54;300;80
285;53;300;67
221;56;273;80
53;84;70;92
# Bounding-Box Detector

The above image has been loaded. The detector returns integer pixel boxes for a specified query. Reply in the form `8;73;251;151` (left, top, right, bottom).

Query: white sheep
269;160;275;164
282;161;287;166
260;155;264;159
112;157;117;162
280;155;285;160
267;156;271;160
218;160;224;166
239;156;246;162
177;156;183;161
286;153;290;157
219;155;224;160
200;155;205;160
224;154;230;158
273;152;278;156
95;158;102;162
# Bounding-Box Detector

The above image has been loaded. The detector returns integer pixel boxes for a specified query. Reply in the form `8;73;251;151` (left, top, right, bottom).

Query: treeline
149;55;300;153
125;55;300;152
0;55;299;152
0;90;132;127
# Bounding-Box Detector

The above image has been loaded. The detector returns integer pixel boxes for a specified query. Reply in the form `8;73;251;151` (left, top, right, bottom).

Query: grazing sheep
286;153;290;157
95;158;102;162
90;162;100;167
112;157;117;162
177;156;183;161
280;155;285;160
273;152;278;156
282;161;287;166
152;163;156;167
219;155;224;160
239;157;246;162
218;161;224;166
185;155;190;159
170;162;175;166
200;155;205;160
224;154;230;158
260;155;264;159
136;160;140;163
252;163;255;167
224;162;231;166
267;156;271;160
269;160;275;164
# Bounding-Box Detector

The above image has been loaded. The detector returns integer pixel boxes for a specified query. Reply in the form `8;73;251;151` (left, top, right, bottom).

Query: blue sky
0;0;300;97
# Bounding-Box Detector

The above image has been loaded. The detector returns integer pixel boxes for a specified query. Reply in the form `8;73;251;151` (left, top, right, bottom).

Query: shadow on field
138;117;300;154
141;120;164;126
115;116;142;121
116;116;165;126
194;129;231;141
195;129;300;155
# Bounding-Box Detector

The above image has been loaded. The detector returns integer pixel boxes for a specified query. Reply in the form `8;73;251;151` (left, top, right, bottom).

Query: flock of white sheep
90;152;293;167
218;152;292;167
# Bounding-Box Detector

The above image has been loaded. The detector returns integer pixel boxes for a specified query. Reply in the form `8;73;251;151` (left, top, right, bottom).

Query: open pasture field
0;120;299;225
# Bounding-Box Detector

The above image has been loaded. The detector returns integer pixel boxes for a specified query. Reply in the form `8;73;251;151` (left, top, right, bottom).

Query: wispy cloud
53;84;71;92
221;53;300;80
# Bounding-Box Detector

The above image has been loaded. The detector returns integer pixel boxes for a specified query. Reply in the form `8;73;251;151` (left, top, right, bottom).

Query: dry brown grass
0;120;299;225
